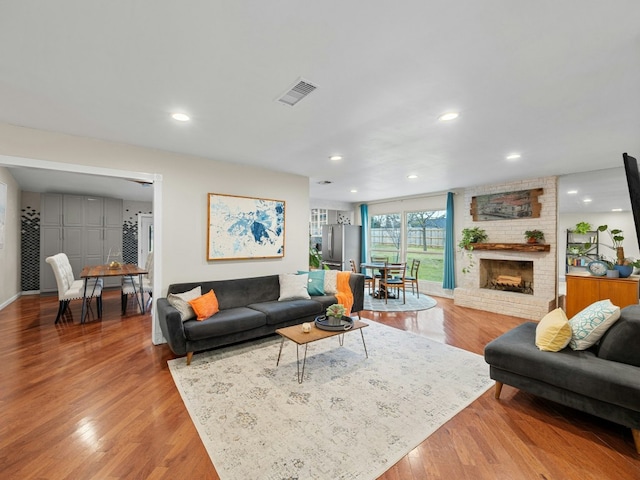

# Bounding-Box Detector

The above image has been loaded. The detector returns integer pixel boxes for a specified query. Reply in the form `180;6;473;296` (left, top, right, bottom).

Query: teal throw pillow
297;270;325;296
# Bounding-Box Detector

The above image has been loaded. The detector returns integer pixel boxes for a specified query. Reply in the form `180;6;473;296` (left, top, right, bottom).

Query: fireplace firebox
480;259;534;294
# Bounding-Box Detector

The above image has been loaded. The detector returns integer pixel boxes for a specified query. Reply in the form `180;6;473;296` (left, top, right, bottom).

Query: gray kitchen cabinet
40;194;123;292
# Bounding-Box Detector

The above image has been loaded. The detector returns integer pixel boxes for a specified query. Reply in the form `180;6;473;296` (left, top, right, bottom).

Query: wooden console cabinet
565;274;639;317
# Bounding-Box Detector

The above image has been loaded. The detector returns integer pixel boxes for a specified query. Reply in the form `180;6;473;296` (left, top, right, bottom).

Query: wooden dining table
360;262;395;299
80;263;148;323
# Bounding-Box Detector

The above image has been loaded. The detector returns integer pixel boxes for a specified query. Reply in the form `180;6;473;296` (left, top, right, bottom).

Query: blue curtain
360;204;369;264
442;192;456;289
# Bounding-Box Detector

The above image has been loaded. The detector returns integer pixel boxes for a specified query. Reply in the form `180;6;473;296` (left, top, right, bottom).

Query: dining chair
46;253;103;323
379;262;406;304
350;258;374;294
121;251;153;315
404;259;421;297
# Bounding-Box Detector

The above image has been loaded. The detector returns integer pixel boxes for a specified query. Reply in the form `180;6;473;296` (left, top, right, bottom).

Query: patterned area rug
363;291;437;312
168;321;493;480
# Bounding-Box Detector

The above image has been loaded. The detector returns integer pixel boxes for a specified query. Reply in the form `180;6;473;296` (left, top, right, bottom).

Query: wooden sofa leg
632;429;640;454
186;352;193;365
494;381;504;399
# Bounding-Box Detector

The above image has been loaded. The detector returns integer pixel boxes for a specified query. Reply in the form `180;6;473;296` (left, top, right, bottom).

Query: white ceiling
1;2;639;209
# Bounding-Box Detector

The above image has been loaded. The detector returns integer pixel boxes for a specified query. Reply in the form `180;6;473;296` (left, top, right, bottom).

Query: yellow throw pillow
535;308;572;352
188;290;220;321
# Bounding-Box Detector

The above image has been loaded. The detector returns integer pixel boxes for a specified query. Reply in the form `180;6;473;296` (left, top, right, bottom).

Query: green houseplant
573;221;592;235
458;227;488;273
524;230;544;243
326;303;346;319
309;246;323;269
597;225;625;265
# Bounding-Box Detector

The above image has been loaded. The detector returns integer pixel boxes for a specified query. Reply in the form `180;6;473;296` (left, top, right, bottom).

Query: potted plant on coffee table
326;303;346;326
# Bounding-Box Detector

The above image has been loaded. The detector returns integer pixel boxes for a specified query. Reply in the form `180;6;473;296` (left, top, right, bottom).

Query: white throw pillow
324;269;338;295
568;299;621;350
167;286;202;321
279;273;311;301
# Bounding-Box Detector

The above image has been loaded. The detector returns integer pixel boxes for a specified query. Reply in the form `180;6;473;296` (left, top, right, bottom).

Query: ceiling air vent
317;180;332;185
276;78;318;106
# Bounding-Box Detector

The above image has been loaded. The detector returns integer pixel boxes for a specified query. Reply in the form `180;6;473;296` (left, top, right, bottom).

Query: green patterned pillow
297;270;325;296
568;299;621;350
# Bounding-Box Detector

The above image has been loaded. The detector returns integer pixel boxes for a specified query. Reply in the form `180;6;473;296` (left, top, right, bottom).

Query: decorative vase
614;264;633;278
606;269;620;278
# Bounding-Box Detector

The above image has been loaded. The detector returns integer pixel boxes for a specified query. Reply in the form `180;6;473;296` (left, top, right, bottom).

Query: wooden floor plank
0;290;638;479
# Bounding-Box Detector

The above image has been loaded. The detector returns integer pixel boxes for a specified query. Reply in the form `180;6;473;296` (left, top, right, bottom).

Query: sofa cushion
324;269;338;294
278;273;311;301
168;276;281;310
569;299;620;350
189;290;220;320
597;305;640;367
535;308;572;352
167;286;202;321
248;299;323;325
183;307;267;341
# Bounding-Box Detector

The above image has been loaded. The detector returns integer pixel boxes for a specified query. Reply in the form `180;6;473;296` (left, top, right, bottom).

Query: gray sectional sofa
157;273;365;365
484;305;640;453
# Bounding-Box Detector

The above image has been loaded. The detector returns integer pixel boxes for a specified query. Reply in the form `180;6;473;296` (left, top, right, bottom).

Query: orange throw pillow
188;290;220;320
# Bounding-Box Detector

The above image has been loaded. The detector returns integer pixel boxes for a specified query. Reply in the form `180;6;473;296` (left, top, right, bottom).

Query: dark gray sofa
157;273;365;365
484;305;640;453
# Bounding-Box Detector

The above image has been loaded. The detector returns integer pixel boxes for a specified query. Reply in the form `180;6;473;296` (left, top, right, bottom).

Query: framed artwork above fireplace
470;188;543;221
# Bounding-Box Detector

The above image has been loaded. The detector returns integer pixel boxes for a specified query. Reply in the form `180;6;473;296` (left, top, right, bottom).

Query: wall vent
276;78;318;106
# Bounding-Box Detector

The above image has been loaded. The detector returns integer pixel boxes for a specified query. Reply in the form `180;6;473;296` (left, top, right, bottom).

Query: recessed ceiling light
583;198;592;203
567;190;578;194
438;112;459;122
329;155;343;161
407;174;418;179
506;153;521;160
350;189;358;193
171;113;190;122
612;208;623;212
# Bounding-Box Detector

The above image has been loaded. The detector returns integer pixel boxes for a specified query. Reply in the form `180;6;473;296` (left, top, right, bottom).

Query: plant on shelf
573;221;592;235
458;227;488;273
326;303;345;319
524;230;544;243
597;225;625;265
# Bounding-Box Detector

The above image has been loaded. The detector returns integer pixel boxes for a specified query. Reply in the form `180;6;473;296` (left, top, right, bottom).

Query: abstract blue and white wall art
207;193;285;260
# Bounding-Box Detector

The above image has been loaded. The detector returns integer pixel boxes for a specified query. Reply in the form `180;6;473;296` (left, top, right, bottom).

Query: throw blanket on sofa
335;271;354;315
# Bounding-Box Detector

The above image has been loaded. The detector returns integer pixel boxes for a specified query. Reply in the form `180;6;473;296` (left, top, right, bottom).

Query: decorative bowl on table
314;315;354;331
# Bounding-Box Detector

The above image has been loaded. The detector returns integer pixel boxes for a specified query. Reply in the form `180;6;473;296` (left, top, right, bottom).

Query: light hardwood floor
1;290;639;479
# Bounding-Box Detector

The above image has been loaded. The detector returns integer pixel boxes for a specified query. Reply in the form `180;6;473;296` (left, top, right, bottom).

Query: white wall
0;166;20;308
0;123;310;296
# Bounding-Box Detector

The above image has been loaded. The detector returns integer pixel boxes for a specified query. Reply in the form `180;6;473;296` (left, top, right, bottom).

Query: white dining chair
46;253;103;323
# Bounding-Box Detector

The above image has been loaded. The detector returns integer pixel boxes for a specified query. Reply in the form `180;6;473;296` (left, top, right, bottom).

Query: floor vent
276;78;318;106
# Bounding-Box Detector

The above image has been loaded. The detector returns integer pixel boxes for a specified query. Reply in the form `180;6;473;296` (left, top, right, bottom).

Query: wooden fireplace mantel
466;243;551;252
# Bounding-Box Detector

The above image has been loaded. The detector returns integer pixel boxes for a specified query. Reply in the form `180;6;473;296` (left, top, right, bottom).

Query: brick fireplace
454;177;558;320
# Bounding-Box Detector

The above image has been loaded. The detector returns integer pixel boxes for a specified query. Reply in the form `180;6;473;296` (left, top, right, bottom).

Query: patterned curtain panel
442;192;456;289
360;204;369;264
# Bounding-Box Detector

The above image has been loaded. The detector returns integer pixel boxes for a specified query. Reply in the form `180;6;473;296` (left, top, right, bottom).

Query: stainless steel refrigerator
321;224;361;271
